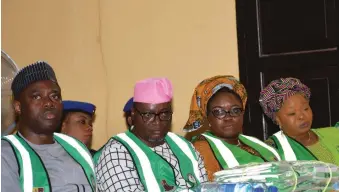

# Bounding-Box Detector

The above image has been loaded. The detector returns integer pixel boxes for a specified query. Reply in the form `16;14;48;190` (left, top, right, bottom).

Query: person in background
93;97;133;163
1;61;95;192
123;97;133;129
60;100;96;155
184;75;280;181
260;77;339;166
95;77;207;191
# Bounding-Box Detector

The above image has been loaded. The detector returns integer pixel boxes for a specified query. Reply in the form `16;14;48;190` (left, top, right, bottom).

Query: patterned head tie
183;75;247;132
259;77;311;123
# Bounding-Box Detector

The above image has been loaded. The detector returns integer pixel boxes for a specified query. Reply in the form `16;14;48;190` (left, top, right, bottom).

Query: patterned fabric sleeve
193;140;221;181
95;139;144;192
191;143;209;183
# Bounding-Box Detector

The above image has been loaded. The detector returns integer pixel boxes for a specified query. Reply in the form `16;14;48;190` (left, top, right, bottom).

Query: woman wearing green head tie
259;77;339;166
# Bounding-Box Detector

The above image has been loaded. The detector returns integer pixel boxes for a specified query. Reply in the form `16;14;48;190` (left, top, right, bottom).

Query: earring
279;125;286;135
130;125;135;131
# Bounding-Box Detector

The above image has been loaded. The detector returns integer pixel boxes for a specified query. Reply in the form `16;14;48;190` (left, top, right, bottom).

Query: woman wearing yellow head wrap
184;75;280;181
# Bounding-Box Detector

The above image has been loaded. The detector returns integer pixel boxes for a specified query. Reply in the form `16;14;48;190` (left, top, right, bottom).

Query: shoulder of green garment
335;122;339;128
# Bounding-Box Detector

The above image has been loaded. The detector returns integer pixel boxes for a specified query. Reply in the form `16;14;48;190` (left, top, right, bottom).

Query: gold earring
278;124;282;129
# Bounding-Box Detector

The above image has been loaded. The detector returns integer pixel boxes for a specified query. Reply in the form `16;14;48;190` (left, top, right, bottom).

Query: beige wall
2;0;239;149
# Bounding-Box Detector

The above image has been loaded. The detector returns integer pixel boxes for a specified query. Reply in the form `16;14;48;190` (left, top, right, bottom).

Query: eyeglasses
210;107;244;119
134;108;173;122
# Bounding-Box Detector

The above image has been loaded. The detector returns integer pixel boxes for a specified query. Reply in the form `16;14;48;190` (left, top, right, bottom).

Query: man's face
14;80;62;134
61;111;93;147
131;102;172;146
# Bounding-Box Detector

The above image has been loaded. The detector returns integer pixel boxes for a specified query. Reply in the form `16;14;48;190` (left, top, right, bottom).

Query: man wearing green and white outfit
1;61;96;192
95;78;207;191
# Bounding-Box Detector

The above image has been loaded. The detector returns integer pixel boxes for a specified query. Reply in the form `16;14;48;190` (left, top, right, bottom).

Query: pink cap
134;78;173;104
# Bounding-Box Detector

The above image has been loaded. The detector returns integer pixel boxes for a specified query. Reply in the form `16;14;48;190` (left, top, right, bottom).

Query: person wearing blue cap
1;61;96;192
123;97;133;129
92;97;133;163
60;100;96;155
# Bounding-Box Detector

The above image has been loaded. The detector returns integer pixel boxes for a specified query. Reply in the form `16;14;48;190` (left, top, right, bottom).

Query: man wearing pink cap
95;78;207;191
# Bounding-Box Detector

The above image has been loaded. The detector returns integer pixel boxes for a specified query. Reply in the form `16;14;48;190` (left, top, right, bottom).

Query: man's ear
13;100;21;115
127;116;133;127
131;108;136;121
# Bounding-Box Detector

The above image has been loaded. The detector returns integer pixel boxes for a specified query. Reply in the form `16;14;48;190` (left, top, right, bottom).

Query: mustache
43;109;59;115
147;137;165;143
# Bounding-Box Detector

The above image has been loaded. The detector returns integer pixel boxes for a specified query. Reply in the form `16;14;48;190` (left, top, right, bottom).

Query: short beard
147;137;165;143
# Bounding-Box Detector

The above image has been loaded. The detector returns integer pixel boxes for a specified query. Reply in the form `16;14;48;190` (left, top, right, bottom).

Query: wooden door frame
235;0;339;139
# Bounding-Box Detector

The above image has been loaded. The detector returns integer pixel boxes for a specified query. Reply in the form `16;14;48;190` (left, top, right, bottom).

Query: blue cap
63;100;96;116
123;97;133;113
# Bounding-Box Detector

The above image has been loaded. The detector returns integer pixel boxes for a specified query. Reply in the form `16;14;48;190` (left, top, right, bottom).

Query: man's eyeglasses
134;108;173;122
210;107;244;119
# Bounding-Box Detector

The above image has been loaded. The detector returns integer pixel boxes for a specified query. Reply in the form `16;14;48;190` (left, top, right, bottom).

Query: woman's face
207;92;244;139
275;94;313;137
61;112;93;146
